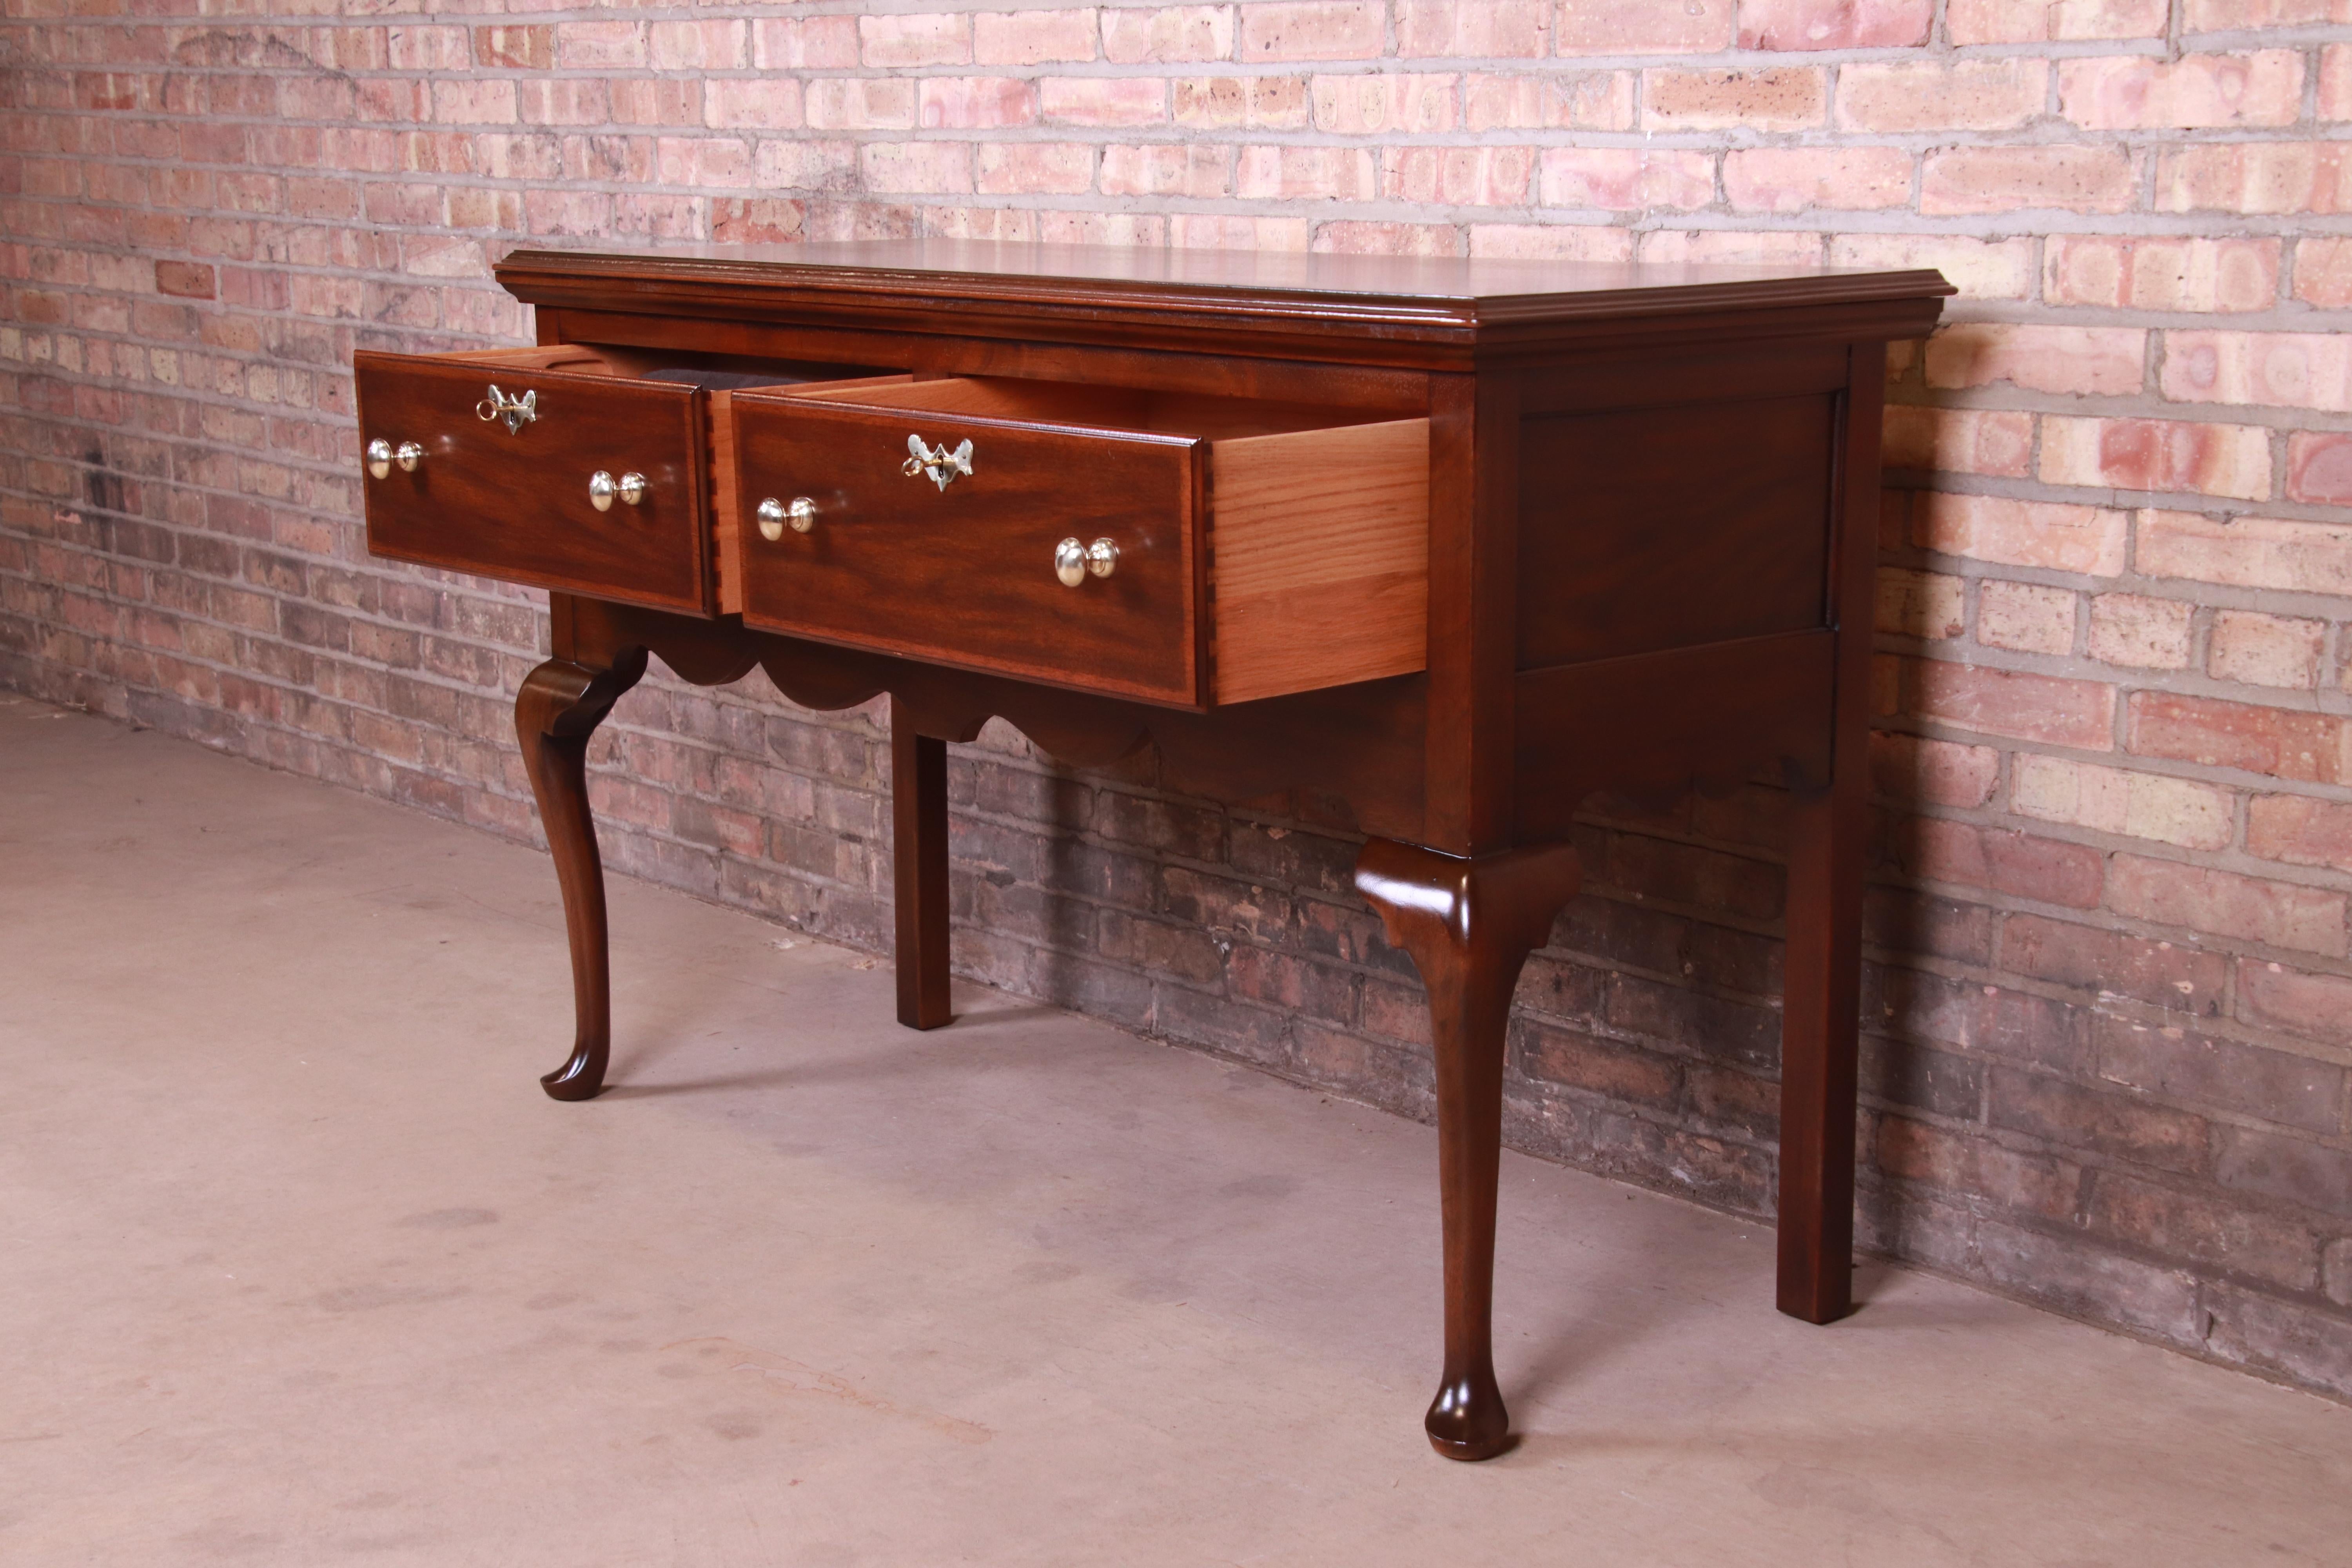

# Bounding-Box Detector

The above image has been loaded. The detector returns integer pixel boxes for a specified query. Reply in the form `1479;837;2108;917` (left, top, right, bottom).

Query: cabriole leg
515;650;647;1102
1356;838;1583;1461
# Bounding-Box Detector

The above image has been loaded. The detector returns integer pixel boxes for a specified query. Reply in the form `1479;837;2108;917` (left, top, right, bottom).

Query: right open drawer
722;377;1430;708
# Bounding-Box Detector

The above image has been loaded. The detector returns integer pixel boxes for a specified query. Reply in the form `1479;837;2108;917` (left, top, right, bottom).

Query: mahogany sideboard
353;240;1951;1460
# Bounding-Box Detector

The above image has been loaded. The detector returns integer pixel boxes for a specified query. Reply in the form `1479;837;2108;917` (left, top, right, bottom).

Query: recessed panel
1516;394;1835;670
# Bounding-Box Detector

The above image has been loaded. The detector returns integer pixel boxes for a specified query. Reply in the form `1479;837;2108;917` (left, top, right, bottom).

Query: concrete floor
3;694;2348;1567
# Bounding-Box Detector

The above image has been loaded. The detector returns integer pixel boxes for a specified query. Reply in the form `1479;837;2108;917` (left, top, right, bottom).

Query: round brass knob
589;471;646;512
757;497;816;541
395;441;423;473
366;438;392;479
1054;537;1118;587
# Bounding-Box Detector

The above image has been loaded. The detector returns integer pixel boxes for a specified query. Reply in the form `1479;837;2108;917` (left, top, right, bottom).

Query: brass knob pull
1054;537;1118;588
366;439;424;479
589;471;646;512
902;434;974;491
757;497;817;540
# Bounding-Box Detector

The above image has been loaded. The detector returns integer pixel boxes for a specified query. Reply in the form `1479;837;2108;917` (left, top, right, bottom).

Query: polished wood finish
355;348;713;615
1356;838;1583;1460
892;700;953;1031
729;383;1205;706
514;649;648;1100
1776;341;1887;1325
353;242;1953;1461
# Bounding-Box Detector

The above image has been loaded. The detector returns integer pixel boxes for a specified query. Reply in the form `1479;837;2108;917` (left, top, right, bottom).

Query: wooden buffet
353;240;1951;1459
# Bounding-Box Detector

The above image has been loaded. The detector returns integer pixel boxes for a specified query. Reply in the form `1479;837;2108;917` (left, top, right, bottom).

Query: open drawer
354;345;715;614
723;377;1430;707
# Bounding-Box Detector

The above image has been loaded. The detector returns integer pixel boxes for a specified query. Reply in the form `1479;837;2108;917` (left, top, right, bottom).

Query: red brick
2004;912;2228;1015
1239;2;1385;61
1914;494;2129;577
1977;581;2077;656
1904;659;2116;749
1921;144;2138;216
2209;610;2325;690
153;260;214;300
1881;407;2033;478
1927;323;2145;397
1644;68;1826;131
859;13;972;67
2045;236;2280;313
1737;0;1931;48
2136;510;2352;596
2038;416;2272;502
1868;731;2000;808
2238;958;2352;1047
1723;146;1912;213
2156;142;2352;215
1877;1114;2080;1218
2128;691;2348;784
2108;855;2347;956
2086;1172;2317;1290
2060;51;2305;130
1557;0;1733;53
1837;58;2046;132
2248;795;2352;872
1899;817;2107;908
1990;1069;2209;1175
2288;433;2352;505
976;9;1101;65
2163;330;2352;414
1947;0;2165;41
1396;0;1550;55
2300;237;2352;307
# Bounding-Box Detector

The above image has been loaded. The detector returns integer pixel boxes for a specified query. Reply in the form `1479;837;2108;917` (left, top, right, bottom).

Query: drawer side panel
1210;417;1430;704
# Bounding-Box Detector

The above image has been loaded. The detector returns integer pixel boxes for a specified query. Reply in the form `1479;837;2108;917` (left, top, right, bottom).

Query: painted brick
2045;236;2280;313
2059;52;2304;130
1926;324;2146;398
1946;0;2166;42
1914;494;2130;577
2137;510;2352;597
2087;593;2195;670
1557;0;1734;54
2038;416;2272;503
1737;0;1932;48
1723;147;1912;213
2013;755;2234;850
2249;794;2352;875
1978;580;2077;656
2209;610;2326;690
1836;59;2047;133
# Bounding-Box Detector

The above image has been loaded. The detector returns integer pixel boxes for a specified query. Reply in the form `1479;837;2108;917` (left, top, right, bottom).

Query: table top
493;240;1955;343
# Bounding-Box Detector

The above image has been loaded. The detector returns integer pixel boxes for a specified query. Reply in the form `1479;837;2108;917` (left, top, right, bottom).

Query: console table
354;241;1950;1459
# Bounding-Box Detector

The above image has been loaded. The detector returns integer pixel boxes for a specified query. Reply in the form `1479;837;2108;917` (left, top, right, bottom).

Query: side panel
1210;417;1429;704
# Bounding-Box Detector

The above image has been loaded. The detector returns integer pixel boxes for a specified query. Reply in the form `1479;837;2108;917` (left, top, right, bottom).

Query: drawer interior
770;376;1431;705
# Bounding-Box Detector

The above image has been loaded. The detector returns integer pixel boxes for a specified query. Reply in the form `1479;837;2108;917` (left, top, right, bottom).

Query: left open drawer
354;345;713;615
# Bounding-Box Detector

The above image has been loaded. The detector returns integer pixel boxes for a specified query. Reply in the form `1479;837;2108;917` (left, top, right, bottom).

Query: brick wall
7;0;2352;1401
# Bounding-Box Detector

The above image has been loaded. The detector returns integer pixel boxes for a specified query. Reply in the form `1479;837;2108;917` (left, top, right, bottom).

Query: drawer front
728;392;1203;705
354;351;711;614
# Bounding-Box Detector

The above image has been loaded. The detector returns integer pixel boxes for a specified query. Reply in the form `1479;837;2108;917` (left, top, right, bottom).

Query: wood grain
1210;417;1428;704
355;348;712;615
